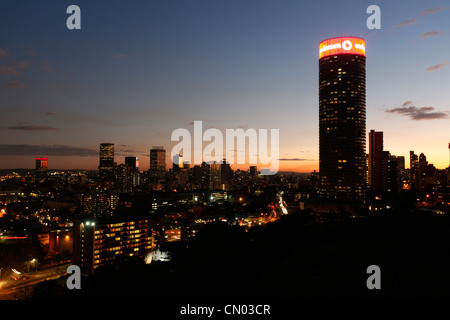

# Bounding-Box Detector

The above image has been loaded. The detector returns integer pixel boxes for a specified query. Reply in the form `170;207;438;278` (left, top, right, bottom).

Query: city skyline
1;0;449;172
1;1;450;302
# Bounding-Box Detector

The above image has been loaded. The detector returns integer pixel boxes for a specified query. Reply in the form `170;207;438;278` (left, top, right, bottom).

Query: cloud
11;61;31;69
0;65;19;75
426;62;450;71
1;107;20;112
422;6;447;16
401;101;413;107
391;18;417;28
116;149;143;156
115;145;145;156
0;58;31;77
41;60;53;73
386;102;448;120
7;124;59;131
45;112;56;116
0;144;97;157
114;53;128;59
2;82;26;89
0;49;10;59
420;31;443;39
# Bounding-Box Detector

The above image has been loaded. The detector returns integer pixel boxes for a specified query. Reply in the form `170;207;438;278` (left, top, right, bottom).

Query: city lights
0;0;449;304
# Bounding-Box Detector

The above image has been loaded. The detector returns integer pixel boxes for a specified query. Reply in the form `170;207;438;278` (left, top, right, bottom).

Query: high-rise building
448;143;450;183
220;158;233;184
210;162;221;190
318;37;367;201
201;162;210;188
35;157;48;181
98;143;115;179
250;166;258;177
395;155;406;182
124;156;140;188
150;146;166;172
125;156;139;171
115;159;139;194
72;216;152;275
386;156;399;194
368;130;383;188
115;164;133;193
192;165;202;184
80;192;119;217
410;151;419;188
35;157;48;171
368;130;390;195
172;154;183;173
418;153;437;190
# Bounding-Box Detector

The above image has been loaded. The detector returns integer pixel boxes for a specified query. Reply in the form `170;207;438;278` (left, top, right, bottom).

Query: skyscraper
35;157;48;172
386;156;399;195
250;166;258;177
98;143;114;179
318;37;367;201
448;143;450;183
368;130;401;196
201;161;210;188
410;151;419;188
35;157;48;181
124;156;140;188
368;130;389;195
125;156;139;171
150;146;166;172
210;162;221;190
172;154;183;173
417;153;436;190
368;130;383;185
220;158;233;185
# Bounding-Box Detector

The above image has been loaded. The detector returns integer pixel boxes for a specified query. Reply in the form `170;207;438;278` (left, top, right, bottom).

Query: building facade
73;216;152;275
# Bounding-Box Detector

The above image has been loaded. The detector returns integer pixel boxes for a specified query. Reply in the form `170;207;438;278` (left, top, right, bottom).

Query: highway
0;264;70;300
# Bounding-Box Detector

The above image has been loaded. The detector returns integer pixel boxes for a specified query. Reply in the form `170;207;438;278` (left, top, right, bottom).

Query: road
0;264;70;300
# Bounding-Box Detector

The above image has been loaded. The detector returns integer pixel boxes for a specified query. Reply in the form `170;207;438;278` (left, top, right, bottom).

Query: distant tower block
150;146;166;172
98;143;115;179
448;143;450;182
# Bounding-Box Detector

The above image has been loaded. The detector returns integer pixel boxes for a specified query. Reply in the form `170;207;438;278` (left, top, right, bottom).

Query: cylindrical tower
318;37;367;201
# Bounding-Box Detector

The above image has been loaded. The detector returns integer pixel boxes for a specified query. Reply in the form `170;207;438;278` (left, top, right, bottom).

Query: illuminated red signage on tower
319;37;365;59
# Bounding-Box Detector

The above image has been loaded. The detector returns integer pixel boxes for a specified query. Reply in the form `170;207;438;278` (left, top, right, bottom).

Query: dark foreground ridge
31;209;450;300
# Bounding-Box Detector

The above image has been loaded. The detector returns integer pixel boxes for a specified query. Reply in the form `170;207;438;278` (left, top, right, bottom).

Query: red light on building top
319;37;365;59
36;157;48;171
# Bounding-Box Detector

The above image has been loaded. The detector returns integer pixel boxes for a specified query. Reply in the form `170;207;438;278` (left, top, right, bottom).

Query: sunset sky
1;0;449;172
